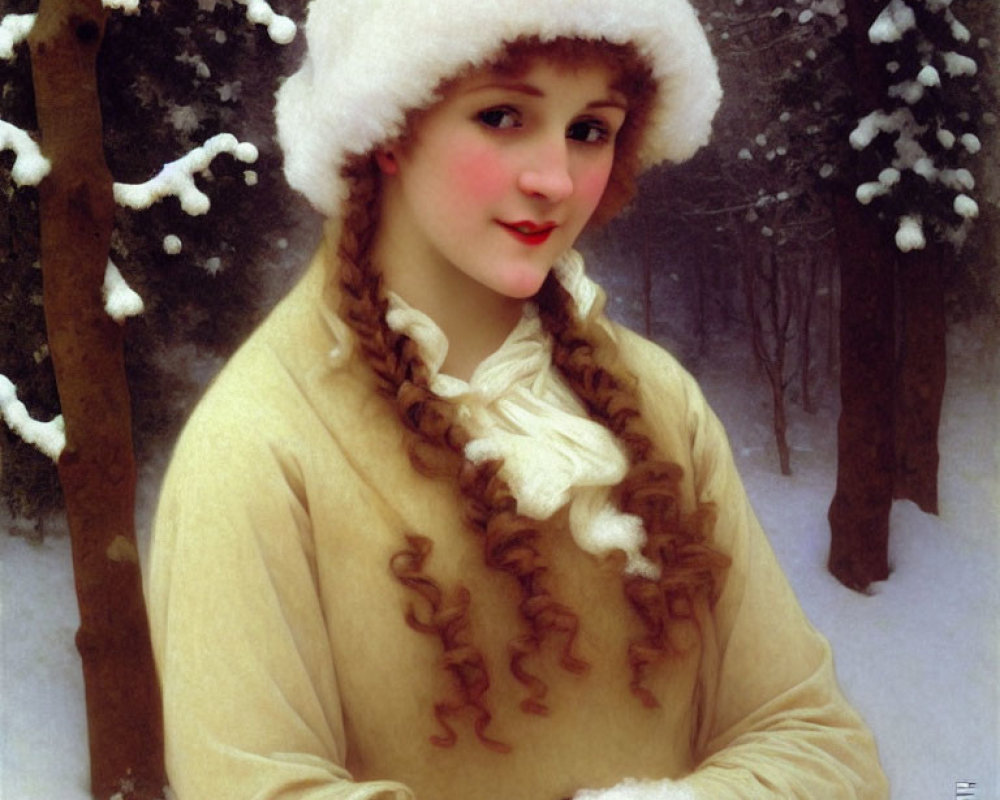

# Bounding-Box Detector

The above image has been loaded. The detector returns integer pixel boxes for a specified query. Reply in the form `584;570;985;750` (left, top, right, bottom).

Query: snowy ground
0;320;997;800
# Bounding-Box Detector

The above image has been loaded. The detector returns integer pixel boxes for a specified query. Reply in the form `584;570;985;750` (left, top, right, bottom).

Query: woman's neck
371;226;527;382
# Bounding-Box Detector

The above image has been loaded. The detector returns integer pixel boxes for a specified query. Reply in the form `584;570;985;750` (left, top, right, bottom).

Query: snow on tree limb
0;375;66;462
941;51;977;77
0;13;34;61
102;0;140;14
895;215;926;251
112;133;258;216
103;261;145;322
234;0;296;44
850;0;983;252
869;0;917;44
0;119;51;186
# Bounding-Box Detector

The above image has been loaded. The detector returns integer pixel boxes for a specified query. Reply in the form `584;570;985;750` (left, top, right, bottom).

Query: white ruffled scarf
383;250;658;579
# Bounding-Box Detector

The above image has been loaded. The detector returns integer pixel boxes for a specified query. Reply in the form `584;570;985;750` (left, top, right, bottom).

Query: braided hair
333;37;729;752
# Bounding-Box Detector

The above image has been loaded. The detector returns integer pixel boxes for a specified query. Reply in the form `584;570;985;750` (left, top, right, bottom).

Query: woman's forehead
452;59;625;103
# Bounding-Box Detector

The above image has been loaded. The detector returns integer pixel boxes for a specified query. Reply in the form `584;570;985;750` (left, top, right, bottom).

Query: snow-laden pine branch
103;261;145;322
869;0;916;44
0;376;65;462
0;13;34;60
852;0;983;251
113;133;258;216
0;119;51;186
234;0;296;44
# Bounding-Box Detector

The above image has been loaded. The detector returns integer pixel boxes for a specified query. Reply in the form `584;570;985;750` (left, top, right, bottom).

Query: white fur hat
275;0;722;217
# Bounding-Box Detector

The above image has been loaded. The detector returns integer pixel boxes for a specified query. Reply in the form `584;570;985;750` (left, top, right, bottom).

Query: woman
146;1;888;798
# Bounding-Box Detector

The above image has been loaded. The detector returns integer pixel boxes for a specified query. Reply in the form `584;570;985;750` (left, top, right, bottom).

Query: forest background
0;1;996;799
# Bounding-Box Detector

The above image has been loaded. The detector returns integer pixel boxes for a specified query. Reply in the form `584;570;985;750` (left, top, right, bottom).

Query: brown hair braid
337;157;589;752
333;37;729;751
534;276;730;708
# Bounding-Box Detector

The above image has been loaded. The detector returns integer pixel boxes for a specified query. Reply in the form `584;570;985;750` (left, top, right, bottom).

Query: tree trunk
28;3;166;798
894;243;946;514
743;245;793;476
826;0;900;592
827;192;895;591
799;253;818;415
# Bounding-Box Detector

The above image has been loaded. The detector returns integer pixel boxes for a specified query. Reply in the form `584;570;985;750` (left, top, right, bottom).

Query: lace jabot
384;250;658;579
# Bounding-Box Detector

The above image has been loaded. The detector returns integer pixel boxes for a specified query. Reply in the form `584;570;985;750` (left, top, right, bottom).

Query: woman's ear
374;148;399;176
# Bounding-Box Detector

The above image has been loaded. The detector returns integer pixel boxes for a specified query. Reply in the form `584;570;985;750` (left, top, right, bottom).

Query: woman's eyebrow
587;96;628;112
468;81;628;111
468;80;544;97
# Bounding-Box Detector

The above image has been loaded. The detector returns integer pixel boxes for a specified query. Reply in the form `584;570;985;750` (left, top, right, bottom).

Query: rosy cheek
449;144;510;202
576;162;614;212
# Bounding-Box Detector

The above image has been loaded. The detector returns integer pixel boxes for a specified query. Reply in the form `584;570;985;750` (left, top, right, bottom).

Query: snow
0;376;65;462
0;13;33;60
889;80;925;105
203;256;223;275
162;235;183;255
0;120;51;187
0;12;30;45
895;214;926;251
869;0;917;45
103;0;140;14
235;0;297;45
939;167;975;192
947;13;971;43
917;64;941;88
960;133;981;154
103;260;145;322
1;319;996;799
113;133;259;216
953;194;979;219
941;51;978;78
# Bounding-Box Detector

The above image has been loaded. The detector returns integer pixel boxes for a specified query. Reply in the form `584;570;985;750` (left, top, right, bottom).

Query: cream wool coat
146;246;888;800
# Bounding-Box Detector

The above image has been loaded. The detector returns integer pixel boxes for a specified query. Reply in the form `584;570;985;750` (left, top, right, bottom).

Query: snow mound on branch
869;0;916;44
113;133;258;216
0;375;65;461
0;119;51;185
0;13;34;60
103;261;145;322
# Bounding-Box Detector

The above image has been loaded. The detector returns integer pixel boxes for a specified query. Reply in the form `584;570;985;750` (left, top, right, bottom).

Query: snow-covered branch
234;0;296;44
112;133;258;216
0;119;51;186
103;261;145;322
0;376;65;462
0;13;34;61
869;0;916;44
102;0;140;14
852;0;983;251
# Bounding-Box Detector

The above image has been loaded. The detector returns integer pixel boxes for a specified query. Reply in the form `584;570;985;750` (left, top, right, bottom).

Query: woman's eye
568;119;611;144
477;107;520;130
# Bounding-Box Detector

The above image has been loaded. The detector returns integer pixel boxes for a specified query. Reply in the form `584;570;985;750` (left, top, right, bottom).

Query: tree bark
743;245;793;476
827;0;898;592
28;2;166;798
827;192;894;591
894;243;946;514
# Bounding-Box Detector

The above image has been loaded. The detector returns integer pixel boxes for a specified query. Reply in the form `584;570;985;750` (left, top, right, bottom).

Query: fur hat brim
275;0;722;217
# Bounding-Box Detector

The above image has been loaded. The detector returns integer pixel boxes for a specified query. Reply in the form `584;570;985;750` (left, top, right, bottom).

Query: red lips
499;220;557;246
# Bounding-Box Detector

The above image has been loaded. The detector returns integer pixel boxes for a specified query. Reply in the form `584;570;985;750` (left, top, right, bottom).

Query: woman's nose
517;139;573;202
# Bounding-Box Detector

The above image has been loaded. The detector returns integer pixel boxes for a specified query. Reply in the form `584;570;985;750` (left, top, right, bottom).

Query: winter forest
0;0;996;799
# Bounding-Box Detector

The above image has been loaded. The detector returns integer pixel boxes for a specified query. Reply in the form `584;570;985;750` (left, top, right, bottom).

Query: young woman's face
378;59;627;300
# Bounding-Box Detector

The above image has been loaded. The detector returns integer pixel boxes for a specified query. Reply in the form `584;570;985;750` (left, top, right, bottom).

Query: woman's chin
494;267;550;300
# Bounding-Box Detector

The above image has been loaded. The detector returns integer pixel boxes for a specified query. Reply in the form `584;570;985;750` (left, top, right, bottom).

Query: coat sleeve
146;396;415;800
591;333;889;800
